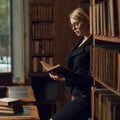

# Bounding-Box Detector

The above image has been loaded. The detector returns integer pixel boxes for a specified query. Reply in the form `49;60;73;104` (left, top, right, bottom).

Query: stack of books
0;97;23;114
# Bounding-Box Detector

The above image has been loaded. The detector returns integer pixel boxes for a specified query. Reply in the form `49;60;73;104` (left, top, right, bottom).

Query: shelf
94;76;120;96
29;72;49;77
31;20;54;23
32;37;54;40
32;54;53;57
94;35;120;43
31;2;54;6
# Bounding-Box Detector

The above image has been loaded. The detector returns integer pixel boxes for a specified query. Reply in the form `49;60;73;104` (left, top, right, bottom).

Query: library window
0;0;12;73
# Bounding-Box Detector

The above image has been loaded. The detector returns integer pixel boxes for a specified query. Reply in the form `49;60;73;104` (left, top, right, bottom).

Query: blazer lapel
67;36;84;57
68;35;93;58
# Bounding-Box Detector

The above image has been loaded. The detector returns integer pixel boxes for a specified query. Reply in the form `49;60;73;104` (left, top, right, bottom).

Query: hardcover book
0;104;23;111
0;109;23;114
0;97;22;106
40;60;80;77
0;105;23;114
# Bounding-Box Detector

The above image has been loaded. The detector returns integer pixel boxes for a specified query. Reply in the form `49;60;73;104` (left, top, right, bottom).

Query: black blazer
65;35;93;97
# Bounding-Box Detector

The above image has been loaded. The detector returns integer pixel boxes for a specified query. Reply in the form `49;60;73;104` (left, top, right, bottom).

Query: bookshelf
29;1;56;118
29;0;54;73
90;0;120;119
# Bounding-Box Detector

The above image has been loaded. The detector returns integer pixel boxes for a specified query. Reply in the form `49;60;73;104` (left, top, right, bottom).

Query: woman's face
70;18;88;36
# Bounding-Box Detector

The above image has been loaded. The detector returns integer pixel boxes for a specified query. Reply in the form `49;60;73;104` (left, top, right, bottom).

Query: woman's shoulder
85;35;93;45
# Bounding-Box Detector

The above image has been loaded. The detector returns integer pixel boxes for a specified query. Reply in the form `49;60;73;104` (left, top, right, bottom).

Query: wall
12;0;29;83
54;0;79;66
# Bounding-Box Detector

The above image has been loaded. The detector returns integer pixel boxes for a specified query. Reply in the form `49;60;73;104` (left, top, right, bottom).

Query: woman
49;7;93;120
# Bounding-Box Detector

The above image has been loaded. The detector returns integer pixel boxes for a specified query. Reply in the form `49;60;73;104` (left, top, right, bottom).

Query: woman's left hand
49;72;65;82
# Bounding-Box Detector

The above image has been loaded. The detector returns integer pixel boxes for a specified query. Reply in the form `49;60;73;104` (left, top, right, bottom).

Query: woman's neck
84;34;91;41
78;34;91;47
83;26;90;39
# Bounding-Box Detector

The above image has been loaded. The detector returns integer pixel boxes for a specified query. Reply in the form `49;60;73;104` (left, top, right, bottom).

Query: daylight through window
0;0;11;73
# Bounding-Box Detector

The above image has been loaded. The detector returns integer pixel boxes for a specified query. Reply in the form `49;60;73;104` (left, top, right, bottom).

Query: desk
7;86;36;105
0;105;40;120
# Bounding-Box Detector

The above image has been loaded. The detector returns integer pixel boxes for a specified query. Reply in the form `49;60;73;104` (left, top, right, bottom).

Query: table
0;105;40;120
7;86;36;105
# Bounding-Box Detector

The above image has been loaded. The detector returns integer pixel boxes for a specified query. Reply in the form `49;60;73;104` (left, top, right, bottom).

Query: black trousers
51;93;91;120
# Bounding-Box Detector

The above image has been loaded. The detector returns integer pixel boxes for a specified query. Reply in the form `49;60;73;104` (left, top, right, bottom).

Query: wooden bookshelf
94;77;120;96
90;0;120;119
29;0;54;73
94;35;120;43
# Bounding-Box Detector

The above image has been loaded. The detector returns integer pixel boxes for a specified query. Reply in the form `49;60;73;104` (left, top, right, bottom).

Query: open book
40;60;80;78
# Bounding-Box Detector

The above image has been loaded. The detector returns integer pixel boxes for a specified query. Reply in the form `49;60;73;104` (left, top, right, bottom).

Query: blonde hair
69;8;89;22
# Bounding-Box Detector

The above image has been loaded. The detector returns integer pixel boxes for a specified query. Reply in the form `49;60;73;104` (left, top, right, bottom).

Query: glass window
0;0;12;73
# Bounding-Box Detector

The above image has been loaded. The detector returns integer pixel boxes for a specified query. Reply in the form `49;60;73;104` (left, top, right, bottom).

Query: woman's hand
49;72;65;82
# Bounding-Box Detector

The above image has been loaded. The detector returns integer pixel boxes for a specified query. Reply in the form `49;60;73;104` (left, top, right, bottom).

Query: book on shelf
40;60;80;77
91;0;120;37
117;0;120;37
94;90;120;120
90;45;120;91
92;4;97;35
89;5;93;34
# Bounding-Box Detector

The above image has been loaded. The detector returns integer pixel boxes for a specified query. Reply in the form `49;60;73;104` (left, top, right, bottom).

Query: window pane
0;0;11;73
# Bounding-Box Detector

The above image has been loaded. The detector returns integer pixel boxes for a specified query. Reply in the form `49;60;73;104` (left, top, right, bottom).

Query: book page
40;60;53;71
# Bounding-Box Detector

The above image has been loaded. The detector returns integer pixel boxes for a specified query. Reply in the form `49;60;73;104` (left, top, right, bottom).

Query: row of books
90;45;120;91
30;0;55;73
90;0;120;37
30;0;53;4
32;57;53;72
32;40;53;55
91;88;120;120
0;97;23;114
31;5;53;21
32;23;54;38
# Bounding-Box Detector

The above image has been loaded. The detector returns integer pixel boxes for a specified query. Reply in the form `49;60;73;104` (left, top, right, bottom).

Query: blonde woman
49;7;93;120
